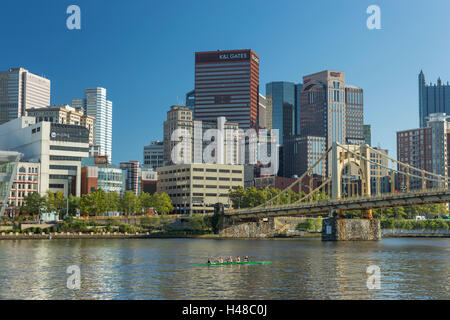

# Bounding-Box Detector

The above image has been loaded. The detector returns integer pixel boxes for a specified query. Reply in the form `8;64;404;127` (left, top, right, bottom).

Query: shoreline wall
382;228;450;237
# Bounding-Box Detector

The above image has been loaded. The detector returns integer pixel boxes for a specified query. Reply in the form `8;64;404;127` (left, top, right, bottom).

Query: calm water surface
0;238;449;299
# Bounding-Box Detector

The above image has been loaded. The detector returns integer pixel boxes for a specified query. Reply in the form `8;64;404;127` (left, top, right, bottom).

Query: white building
0;117;89;197
0;67;51;124
163;105;239;166
72;87;113;162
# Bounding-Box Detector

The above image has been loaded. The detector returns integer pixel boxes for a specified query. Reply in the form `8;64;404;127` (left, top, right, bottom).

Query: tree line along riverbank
1;215;450;239
0;214;219;237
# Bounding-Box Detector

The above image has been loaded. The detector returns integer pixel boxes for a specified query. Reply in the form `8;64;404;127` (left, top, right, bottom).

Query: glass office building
419;70;450;128
265;82;302;145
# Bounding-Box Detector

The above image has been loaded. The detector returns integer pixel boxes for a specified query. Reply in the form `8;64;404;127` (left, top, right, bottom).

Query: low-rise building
157;163;244;214
141;167;158;194
81;156;124;194
0;117;89;197
0;151;23;216
6;161;40;216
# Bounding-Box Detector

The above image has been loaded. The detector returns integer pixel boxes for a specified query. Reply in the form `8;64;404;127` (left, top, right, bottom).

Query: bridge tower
330;142;374;219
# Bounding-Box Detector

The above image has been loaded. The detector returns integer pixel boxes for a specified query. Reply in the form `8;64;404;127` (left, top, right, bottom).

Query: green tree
22;192;47;218
91;188;109;216
140;192;153;212
79;194;94;216
189;214;208;231
54;191;66;214
153;192;173;214
68;195;80;216
228;186;245;208
106;191;120;213
46;190;56;212
120;191;140;215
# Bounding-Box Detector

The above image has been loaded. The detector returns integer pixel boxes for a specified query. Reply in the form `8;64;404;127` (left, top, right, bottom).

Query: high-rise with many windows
194;49;260;129
298;70;364;176
344;85;364;145
72;87;113;162
265;82;302;145
419;71;450;128
0;68;50;124
301;70;347;148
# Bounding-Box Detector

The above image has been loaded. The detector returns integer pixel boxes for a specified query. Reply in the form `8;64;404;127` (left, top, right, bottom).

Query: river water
0;238;448;299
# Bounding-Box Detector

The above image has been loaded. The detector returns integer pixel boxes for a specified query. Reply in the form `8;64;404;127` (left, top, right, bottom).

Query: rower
244;256;249;262
228;256;233;263
218;256;223;263
236;256;241;262
207;258;212;264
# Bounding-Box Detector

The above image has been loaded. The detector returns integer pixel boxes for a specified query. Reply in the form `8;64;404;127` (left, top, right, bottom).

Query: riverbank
382;228;450;238
1;229;448;240
0;231;220;240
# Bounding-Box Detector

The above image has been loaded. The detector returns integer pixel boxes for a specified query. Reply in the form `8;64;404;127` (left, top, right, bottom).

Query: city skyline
2;0;450;165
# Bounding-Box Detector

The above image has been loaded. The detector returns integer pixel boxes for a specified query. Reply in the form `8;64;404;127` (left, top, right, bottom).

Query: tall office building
72;87;113;162
419;71;450;128
344;85;364;144
194;49;260;129
298;70;364;176
266;82;302;145
300;70;347;148
143;140;164;169
0;68;50;124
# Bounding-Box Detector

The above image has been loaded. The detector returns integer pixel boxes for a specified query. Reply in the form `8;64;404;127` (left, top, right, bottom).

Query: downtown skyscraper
193;49;260;129
0;68;50;124
72;87;113;162
265;81;302;145
294;70;364;176
419;70;450;128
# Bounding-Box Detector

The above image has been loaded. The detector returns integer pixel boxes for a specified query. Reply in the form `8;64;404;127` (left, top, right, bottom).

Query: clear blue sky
2;0;450;165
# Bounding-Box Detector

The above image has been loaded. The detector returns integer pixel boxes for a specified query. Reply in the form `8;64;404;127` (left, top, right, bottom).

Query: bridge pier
322;211;381;241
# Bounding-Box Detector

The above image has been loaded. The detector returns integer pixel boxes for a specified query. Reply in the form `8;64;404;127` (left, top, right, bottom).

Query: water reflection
0;238;448;299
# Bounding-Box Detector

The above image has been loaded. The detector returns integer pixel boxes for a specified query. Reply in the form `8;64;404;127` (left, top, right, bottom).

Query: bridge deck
225;189;450;220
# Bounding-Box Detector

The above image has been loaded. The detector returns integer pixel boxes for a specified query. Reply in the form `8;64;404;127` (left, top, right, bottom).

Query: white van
415;215;426;221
